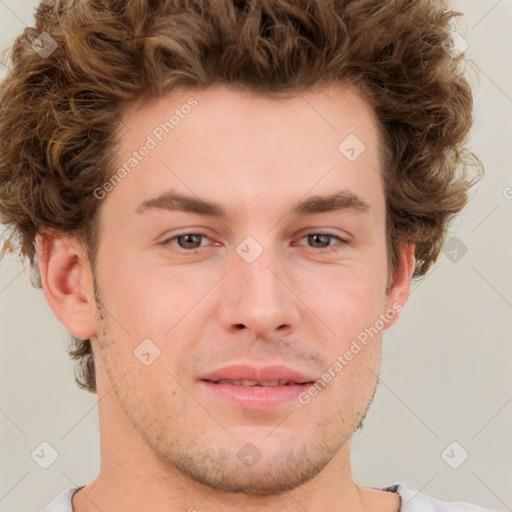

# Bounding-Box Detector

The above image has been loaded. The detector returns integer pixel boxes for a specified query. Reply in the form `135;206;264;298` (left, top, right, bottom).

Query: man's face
89;84;406;494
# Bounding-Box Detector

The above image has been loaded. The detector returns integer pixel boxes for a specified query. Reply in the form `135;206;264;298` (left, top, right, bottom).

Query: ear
383;243;415;329
37;231;97;340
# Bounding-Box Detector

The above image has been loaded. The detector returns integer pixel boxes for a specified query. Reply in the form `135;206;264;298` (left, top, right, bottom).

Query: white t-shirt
40;483;498;511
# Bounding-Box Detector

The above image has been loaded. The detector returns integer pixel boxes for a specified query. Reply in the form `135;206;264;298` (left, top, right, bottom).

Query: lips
199;364;315;386
198;365;317;410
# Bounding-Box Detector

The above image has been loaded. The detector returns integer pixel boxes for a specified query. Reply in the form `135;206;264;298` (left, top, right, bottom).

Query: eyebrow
134;189;371;218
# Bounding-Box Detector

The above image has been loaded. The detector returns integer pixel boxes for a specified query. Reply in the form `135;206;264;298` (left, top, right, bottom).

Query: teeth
215;379;294;386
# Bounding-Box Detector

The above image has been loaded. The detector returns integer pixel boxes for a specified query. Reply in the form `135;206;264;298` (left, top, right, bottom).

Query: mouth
198;365;317;410
202;379;314;387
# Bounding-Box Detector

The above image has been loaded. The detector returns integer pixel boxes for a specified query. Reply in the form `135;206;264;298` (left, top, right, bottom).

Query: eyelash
160;232;349;253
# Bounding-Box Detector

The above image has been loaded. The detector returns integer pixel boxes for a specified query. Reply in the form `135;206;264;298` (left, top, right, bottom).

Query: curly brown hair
0;0;480;394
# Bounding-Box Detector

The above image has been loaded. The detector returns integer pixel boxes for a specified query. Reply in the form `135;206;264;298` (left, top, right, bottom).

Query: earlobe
384;243;415;328
37;231;97;340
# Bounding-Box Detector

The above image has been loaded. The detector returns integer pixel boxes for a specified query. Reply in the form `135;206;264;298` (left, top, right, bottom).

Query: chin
158;439;336;496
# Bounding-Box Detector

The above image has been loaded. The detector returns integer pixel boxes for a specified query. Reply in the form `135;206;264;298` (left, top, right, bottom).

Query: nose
217;243;301;339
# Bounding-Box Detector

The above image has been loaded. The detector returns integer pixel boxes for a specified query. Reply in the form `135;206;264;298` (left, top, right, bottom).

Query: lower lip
199;381;312;410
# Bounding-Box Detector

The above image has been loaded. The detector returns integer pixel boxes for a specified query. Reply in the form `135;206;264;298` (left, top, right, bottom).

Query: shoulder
381;483;499;512
40;486;84;512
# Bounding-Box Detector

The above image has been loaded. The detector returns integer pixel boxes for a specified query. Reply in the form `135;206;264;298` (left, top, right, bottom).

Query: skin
39;84;415;512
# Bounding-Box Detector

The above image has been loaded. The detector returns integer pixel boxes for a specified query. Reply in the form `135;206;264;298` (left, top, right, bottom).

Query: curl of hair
0;0;481;393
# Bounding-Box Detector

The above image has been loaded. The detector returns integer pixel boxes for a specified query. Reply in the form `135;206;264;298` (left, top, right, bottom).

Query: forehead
110;83;384;221
121;83;380;155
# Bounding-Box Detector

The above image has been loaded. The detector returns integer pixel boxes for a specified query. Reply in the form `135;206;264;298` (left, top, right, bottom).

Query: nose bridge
218;237;299;335
240;250;282;303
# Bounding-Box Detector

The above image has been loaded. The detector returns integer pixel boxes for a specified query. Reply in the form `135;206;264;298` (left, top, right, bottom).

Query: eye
162;233;211;250
298;233;348;251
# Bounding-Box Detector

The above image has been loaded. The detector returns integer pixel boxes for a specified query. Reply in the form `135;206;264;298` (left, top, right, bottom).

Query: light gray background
0;1;511;511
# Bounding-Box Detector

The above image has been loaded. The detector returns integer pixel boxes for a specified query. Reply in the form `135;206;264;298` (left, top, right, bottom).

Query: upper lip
199;364;316;384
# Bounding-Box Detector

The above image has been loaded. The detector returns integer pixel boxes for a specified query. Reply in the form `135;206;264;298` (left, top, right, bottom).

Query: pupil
308;234;329;248
179;234;201;248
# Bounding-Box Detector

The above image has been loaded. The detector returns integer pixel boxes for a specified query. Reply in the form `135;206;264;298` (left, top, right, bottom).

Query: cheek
93;249;159;337
305;266;387;387
312;267;387;335
96;257;226;355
